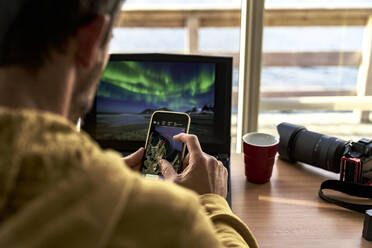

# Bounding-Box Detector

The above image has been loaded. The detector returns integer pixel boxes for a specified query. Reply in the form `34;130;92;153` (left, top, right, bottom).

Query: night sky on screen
97;61;215;113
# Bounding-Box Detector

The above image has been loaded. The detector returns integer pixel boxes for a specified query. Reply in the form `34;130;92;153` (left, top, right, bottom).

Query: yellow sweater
0;107;259;248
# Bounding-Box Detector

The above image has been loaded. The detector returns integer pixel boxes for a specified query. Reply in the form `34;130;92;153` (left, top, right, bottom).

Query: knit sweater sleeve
180;194;259;248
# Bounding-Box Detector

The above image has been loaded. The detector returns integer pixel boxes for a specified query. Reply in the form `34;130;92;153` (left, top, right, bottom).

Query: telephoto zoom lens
277;123;347;173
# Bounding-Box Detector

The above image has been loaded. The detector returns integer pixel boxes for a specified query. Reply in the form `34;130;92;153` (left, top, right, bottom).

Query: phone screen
142;113;189;177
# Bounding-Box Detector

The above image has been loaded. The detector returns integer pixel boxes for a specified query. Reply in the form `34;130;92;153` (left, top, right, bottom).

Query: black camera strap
319;180;372;213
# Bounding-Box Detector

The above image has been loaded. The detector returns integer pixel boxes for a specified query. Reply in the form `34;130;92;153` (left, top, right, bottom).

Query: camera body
341;138;372;184
277;122;372;185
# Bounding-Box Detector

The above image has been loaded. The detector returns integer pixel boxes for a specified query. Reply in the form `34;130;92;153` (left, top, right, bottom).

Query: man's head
0;0;125;121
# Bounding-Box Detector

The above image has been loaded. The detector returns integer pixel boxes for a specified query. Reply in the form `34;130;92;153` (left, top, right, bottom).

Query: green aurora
98;61;215;112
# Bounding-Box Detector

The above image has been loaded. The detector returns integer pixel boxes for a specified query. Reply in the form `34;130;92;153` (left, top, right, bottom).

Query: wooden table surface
230;153;371;248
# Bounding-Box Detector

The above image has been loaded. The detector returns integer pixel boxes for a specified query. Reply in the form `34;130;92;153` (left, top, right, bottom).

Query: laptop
82;53;233;205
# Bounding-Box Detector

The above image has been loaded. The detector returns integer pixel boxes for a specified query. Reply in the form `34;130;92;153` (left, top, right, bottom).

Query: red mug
242;133;279;184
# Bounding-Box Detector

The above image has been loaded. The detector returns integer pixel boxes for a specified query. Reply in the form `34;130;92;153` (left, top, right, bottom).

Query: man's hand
122;147;144;172
158;134;228;198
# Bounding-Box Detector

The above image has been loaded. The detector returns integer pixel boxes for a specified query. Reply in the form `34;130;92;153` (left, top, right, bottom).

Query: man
0;0;259;247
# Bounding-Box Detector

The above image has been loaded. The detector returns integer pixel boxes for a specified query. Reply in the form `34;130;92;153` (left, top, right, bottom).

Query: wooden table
230;153;371;248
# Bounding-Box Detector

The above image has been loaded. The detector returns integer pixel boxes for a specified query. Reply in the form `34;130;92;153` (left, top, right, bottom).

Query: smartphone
142;111;191;178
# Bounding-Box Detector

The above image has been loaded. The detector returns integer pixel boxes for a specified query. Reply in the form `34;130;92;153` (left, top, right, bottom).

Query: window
256;0;372;143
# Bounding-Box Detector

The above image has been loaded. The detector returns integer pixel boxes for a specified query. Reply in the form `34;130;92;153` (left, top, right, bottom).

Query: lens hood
276;122;306;162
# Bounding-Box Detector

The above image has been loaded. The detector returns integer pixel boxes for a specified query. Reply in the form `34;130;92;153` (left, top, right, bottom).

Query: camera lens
277;122;347;173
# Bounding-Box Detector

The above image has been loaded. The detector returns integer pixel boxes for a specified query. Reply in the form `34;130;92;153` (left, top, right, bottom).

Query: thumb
158;159;177;180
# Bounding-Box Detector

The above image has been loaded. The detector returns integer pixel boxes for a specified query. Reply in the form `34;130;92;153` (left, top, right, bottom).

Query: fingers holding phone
159;133;228;198
123;147;145;172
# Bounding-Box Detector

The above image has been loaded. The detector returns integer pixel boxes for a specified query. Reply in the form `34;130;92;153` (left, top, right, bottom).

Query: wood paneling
198;51;361;67
117;7;372;28
260;96;372;111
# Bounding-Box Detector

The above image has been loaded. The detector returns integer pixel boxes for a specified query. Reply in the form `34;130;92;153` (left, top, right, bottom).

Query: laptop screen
82;54;232;154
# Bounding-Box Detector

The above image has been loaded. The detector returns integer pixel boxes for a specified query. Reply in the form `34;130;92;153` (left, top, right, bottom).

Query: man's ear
75;15;110;70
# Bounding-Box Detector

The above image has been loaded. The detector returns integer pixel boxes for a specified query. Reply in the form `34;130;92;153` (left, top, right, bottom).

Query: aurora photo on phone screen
96;61;216;142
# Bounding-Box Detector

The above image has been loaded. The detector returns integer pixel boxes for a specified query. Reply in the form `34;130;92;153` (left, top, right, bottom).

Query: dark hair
0;0;124;68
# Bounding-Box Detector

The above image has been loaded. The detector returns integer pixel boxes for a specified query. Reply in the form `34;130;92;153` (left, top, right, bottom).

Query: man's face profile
69;45;110;122
68;21;113;122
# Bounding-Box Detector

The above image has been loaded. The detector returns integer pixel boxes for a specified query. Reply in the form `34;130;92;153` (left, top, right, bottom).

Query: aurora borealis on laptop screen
96;60;216;142
98;61;215;113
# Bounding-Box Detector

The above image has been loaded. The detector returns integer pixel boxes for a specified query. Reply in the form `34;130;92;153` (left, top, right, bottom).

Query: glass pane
261;67;358;91
263;27;364;52
110;28;185;52
199;28;240;52
258;3;372;154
